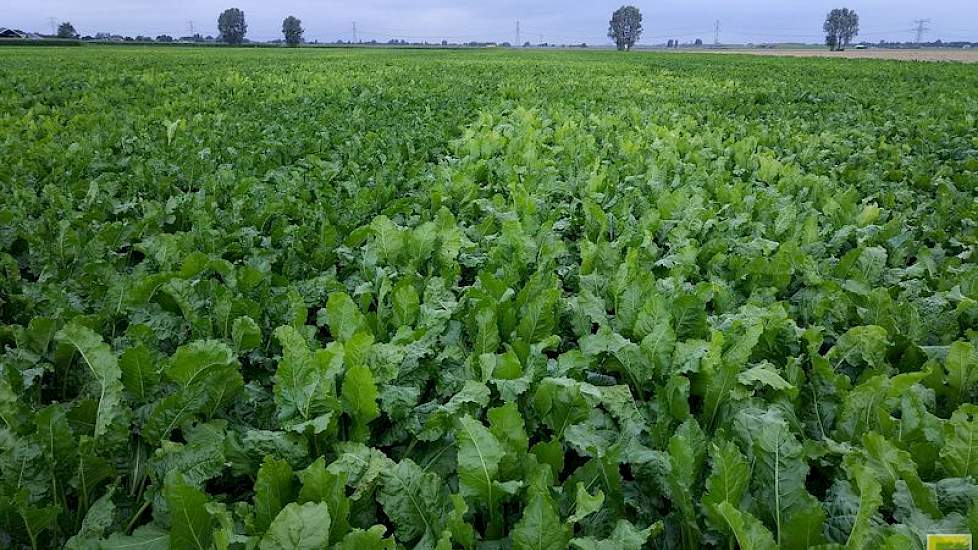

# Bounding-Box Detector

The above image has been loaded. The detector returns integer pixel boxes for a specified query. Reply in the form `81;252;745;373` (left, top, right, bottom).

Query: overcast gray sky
4;1;977;44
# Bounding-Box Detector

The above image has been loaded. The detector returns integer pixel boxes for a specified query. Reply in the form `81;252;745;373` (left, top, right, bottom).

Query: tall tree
282;16;303;47
57;22;78;39
608;5;643;51
823;8;859;51
218;8;247;45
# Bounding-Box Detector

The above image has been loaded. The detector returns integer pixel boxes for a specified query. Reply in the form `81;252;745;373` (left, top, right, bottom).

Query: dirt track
703;48;978;63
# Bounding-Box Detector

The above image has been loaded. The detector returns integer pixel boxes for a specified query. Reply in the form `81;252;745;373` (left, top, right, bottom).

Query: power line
913;19;931;43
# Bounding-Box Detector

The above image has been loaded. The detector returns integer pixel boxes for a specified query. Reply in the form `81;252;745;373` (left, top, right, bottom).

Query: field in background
704;47;978;62
2;47;978;549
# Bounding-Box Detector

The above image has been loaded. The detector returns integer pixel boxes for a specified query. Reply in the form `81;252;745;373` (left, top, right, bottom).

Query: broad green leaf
848;432;941;519
259;502;331;550
273;326;339;425
941;404;978;481
55;323;125;438
703;439;750;529
532;377;590;438
456;415;505;531
335;525;396;550
946;341;978;405
164;472;213;550
568;482;604;523
377;458;447;543
100;525;170;550
570;519;661;550
844;465;883;550
473;305;500;355
232;316;262;352
326;292;369;342
64;486;115;549
119;344;158;403
734;407;818;547
165;339;237;388
716;501;777;550
510;491;571;550
297;457;350;543
826;325;890;371
252;458;297;535
392;280;420;327
738;362;795;391
341;363;379;441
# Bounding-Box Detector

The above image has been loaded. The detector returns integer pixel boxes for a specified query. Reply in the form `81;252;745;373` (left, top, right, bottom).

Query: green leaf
532;377;590;438
64;486;115;549
638;318;675;377
844;464;883;550
848;432;941;519
826;325;890;371
232;316;262;352
568;482;604;523
258;502;331;550
377;458;447;543
335;526;396;550
715;501;778;550
326;292;368;342
252;458;297;535
297;457;350;543
392;280;420;327
119;344;159;403
472;305;500;355
941;404;978;481
456;415;505;506
100;525;170;550
738;362;795;391
164;472;213;550
946;341;978;405
55;322;125;438
510;491;571;550
570;519;661;550
703;439;751;529
273;326;339;425
370;215;405;263
341;363;379;441
734;407;819;547
165;339;237;388
446;494;476;550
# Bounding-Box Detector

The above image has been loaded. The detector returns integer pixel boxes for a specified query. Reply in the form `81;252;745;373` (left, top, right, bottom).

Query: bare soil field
704;48;978;63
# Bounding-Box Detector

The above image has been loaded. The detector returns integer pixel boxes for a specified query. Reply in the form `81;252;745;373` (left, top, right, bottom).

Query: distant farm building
0;28;30;39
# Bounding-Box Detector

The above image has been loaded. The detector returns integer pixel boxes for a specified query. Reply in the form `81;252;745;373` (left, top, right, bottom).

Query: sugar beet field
1;47;978;549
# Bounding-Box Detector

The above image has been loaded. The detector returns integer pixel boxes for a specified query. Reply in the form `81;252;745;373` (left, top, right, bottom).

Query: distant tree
156;34;174;42
694;38;703;46
667;39;674;48
608;5;642;51
523;41;531;48
136;35;153;42
57;22;78;39
282;15;303;47
442;40;448;46
218;8;247;44
823;8;859;51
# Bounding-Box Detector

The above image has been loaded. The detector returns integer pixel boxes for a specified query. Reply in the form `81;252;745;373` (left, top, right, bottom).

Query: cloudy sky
5;1;977;44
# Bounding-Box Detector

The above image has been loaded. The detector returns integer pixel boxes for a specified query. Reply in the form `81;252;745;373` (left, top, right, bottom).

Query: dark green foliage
1;47;978;548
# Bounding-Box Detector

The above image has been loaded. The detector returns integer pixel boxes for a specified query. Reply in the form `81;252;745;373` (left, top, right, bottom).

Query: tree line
53;5;861;51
